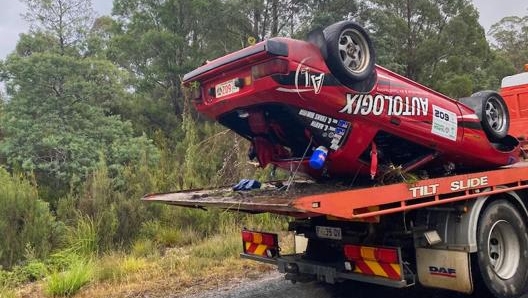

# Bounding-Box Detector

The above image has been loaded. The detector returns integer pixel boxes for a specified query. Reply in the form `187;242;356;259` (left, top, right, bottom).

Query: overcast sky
0;0;527;60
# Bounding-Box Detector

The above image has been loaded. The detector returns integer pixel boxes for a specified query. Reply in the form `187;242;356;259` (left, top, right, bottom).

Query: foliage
0;51;159;199
64;215;98;257
489;16;528;73
357;0;490;96
22;0;95;54
44;256;94;297
0;168;56;269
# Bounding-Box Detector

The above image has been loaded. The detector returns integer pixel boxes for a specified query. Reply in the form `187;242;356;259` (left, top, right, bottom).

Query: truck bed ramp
142;163;528;219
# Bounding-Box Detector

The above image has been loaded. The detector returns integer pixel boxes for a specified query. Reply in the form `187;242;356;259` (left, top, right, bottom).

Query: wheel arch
420;188;528;252
464;188;528;253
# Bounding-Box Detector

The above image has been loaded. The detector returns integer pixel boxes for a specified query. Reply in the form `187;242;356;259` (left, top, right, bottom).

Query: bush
0;259;47;288
0;168;56;268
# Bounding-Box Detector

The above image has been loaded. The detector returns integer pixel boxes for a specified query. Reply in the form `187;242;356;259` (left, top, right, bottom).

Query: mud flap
416;248;472;294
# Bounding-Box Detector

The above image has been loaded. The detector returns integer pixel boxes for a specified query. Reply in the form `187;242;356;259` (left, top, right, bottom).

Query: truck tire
323;21;376;86
475;200;528;298
459;91;510;142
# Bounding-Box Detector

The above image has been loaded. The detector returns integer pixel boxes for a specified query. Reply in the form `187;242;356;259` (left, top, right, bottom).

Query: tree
0;52;158;199
298;0;360;35
22;0;95;55
359;0;491;96
0;0;158;199
489;16;528;73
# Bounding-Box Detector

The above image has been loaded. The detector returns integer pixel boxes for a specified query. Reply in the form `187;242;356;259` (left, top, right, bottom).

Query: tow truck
143;22;528;298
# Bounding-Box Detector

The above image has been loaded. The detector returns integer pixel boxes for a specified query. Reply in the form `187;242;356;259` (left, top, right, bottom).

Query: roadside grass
44;257;94;297
0;286;16;298
5;213;291;297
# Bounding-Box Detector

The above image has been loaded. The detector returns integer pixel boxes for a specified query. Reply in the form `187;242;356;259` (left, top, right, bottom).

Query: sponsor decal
429;266;457;278
431;105;457;141
339;93;429;116
276;57;325;95
298;109;350;150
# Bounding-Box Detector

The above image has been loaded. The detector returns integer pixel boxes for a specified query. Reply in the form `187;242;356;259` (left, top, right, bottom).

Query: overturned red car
183;21;521;181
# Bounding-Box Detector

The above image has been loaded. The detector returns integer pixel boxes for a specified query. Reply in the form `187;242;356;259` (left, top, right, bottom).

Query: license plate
215;79;239;98
316;226;342;240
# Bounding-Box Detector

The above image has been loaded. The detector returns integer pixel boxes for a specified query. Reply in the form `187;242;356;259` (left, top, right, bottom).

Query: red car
183;21;521;181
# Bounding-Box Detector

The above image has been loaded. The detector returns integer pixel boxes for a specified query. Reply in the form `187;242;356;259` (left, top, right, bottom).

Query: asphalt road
181;272;497;298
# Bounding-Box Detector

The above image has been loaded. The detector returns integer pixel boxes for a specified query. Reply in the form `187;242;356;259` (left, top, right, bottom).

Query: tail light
343;244;403;280
344;245;399;264
241;230;279;258
251;59;289;80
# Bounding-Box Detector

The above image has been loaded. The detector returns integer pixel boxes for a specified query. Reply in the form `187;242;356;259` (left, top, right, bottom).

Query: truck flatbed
142;162;528;220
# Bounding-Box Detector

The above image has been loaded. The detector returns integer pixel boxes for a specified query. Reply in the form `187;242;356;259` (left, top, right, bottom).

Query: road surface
181;271;496;298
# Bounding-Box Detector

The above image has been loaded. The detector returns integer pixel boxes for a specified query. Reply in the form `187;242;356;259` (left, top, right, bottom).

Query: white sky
0;0;527;60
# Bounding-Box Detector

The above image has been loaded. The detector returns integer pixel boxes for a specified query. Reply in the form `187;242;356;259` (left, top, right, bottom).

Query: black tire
323;21;376;86
475;200;528;298
459;91;509;141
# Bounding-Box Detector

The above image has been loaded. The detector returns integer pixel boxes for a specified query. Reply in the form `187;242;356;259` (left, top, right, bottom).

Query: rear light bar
242;230;279;258
251;59;289;80
344;245;399;264
343;244;403;280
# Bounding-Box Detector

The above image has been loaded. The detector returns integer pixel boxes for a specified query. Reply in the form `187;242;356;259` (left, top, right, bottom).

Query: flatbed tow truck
144;159;528;295
143;36;528;298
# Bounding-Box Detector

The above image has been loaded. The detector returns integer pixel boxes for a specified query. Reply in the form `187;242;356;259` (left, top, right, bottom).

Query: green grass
44;257;93;297
95;253;148;283
0;285;16;298
191;232;241;259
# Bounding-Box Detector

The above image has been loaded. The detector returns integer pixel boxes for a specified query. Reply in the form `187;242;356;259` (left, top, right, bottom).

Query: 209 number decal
434;109;450;121
431;105;457;141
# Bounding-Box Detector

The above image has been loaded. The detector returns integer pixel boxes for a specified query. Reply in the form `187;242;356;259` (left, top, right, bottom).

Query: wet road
181;272;497;298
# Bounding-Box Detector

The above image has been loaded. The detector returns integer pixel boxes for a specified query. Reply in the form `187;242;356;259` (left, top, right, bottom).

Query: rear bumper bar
242;253;414;288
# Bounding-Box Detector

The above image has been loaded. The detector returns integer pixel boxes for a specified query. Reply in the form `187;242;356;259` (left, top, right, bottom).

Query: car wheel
475;200;528;298
323;21;376;86
459;91;510;141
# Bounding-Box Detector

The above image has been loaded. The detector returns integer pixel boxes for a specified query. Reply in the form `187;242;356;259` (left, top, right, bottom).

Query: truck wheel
475;200;528;298
459;91;509;141
323;21;376;86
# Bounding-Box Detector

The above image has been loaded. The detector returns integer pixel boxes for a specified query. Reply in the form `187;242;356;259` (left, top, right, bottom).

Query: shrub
19;260;48;282
0;168;56;268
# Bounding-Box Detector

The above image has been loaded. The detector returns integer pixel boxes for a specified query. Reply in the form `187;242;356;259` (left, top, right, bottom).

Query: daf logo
429;266;457;278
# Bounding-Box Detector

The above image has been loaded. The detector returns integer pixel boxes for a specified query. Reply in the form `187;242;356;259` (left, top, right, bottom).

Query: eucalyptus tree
489;16;528;73
0;0;157;199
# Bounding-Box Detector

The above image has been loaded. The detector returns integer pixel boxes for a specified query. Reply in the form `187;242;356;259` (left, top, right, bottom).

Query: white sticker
431;105;457;141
